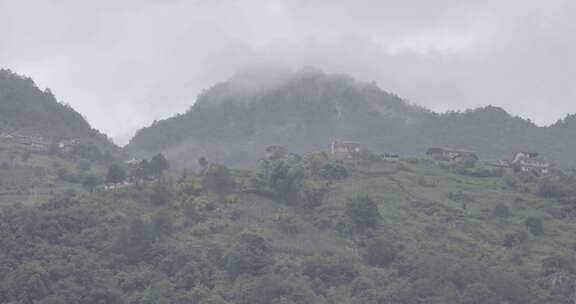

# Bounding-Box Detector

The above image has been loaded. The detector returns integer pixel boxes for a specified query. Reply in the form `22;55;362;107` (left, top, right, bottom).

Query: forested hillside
0;69;119;159
126;68;576;168
0;69;125;206
1;150;575;303
0;133;113;207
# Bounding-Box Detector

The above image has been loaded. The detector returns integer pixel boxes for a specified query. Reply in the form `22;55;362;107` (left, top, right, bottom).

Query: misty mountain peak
195;67;412;112
0;68;117;153
128;69;576;168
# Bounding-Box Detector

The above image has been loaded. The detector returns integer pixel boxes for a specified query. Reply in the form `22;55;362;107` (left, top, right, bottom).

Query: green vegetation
1;150;576;303
106;164;127;183
0;69;119;160
127;69;576;168
0;139;107;206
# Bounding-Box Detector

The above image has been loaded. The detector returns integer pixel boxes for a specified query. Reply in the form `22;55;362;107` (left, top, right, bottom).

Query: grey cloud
0;0;574;145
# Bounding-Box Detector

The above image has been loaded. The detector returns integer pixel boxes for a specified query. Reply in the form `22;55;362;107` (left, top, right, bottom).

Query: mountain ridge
126;68;576;168
0;69;120;161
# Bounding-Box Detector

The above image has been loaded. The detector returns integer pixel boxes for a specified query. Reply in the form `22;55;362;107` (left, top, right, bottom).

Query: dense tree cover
149;154;169;177
82;173;101;192
248;151;339;207
125;154;170;182
202;164;237;193
1;151;576;303
0;69;119;161
346;196;382;231
106;164;127;184
127;68;576;168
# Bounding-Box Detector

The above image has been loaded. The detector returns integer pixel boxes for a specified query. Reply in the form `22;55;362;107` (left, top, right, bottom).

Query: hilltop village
0;131;80;153
0;130;558;195
331;140;552;176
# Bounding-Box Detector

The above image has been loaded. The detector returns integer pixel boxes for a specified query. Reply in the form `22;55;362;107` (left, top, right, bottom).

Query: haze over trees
2;68;576;303
127;68;576;168
0;147;575;303
0;69;118;159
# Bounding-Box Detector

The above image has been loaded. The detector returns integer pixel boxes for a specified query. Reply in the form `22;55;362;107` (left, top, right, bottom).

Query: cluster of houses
0;132;51;152
425;148;552;175
0;132;80;153
330;141;552;175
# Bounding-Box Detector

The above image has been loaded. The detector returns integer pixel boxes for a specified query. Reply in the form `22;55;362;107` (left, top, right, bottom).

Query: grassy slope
341;159;574;273
2;155;573;303
0;141;105;206
98;157;574;278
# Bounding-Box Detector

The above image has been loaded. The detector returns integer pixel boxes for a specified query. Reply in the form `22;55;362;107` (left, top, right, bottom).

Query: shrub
525;217;544;236
448;191;473;203
226;233;273;277
396;162;409;171
106;164;126;184
237;274;319;304
202;164;236;193
417;176;437;187
56;167;80;183
82;174;101;192
537;179;571;198
275;214;300;235
181;199;205;226
151;211;174;234
149;153;169;177
307;155;348;180
485;269;533;304
357;150;382;162
364;237;401;268
405;157;419;164
300;181;328;208
302;255;358;286
267;161;305;205
502;232;527;248
76;160;91;171
457;167;503;178
492;203;510;218
346;196;382;230
150;181;172;205
117;219;156;263
542;255;574;275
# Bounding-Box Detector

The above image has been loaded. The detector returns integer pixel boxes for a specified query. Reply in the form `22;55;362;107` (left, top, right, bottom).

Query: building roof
515;151;539;158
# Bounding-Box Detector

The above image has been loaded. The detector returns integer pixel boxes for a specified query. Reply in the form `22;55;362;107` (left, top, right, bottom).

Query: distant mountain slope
0;69;119;159
126;68;576;168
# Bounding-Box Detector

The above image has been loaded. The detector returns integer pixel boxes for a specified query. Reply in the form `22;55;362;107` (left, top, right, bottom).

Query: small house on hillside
485;159;511;169
331;141;360;160
384;153;400;159
0;133;14;140
426;147;478;162
16;135;50;152
512;152;550;174
125;158;142;165
0;132;50;152
58;139;80;153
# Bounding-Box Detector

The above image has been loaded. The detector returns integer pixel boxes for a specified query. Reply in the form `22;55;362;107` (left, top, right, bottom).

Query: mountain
126;68;576;168
0;69;119;160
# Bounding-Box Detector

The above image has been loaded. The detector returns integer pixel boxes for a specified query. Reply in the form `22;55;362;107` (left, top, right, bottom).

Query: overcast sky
1;0;575;144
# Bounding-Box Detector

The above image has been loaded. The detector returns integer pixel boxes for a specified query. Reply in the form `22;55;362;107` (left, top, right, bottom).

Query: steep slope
126;68;575;168
421;106;543;160
542;115;576;168
126;69;431;167
0;69;118;159
1;153;575;303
